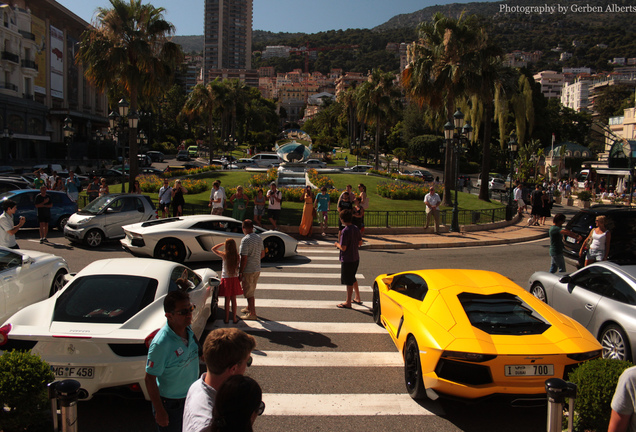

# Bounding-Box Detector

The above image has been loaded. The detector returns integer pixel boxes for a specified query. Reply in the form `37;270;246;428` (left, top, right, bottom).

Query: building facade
0;0;108;165
203;0;254;84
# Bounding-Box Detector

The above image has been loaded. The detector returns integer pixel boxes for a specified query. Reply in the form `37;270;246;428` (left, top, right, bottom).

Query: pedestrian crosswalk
206;247;440;421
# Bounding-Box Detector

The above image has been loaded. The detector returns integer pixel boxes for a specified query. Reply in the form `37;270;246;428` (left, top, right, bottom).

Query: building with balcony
1;1;108;164
533;70;566;99
560;77;592;112
203;0;257;86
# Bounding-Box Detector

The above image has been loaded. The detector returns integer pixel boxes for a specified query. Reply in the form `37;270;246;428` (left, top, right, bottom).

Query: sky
56;0;490;36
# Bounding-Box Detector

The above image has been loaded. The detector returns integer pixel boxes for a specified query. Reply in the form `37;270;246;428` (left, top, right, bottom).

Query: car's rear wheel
49;269;68;297
372;283;382;326
601;324;631;361
85;229;104;248
263;237;284;261
154;238;187;263
57;215;70;231
404;336;427;400
530;283;548;303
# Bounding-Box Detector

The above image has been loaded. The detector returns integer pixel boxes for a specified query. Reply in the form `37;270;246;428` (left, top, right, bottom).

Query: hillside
173;0;636;73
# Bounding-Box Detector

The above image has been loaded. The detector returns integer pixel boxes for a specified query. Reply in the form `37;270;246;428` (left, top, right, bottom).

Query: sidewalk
294;216;550;250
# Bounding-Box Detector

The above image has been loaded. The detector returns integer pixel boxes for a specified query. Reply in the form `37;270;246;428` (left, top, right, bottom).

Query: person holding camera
0;200;26;249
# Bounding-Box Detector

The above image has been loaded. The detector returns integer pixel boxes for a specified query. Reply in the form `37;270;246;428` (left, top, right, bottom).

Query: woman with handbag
580;215;611;266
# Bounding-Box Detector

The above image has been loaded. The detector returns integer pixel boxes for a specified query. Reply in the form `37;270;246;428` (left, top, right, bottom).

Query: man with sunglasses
183;328;256;432
145;290;200;432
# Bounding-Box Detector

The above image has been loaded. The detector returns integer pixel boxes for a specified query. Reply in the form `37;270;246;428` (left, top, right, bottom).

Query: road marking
262;393;438;416
292;255;339;261
251;351;402;367
297;248;340;254
259;272;365;279
208;321;386;333
255;283;372;292
236;298;371;310
262;263;342;269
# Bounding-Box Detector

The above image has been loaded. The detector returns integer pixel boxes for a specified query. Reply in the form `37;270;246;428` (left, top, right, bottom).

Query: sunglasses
256;401;265;416
173;304;196;316
246;355;253;367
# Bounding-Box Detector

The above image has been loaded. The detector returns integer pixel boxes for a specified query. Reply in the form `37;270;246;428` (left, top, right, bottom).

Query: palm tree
182;80;225;160
77;0;182;191
356;69;402;171
402;12;482;206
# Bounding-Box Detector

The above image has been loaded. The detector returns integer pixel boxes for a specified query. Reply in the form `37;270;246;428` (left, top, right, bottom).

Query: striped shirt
239;233;264;273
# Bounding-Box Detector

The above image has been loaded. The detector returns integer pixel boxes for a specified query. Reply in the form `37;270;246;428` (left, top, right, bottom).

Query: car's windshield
80;195;119;214
458;292;551;335
53;275;158;324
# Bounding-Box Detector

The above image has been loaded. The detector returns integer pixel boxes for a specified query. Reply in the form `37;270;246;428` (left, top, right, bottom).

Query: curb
358;231;548;250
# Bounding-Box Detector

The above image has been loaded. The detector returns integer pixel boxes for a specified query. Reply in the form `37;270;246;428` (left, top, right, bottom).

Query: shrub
138;175;208;194
0;350;55;431
576;190;593;202
307;169;334;190
567;358;633;432
376;181;440;200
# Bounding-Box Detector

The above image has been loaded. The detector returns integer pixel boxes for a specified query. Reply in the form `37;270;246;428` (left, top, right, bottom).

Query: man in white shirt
266;182;282;230
158;180;173;218
209;181;224;215
424;186;441;234
514;181;526;214
182;328;255;432
0;200;26;249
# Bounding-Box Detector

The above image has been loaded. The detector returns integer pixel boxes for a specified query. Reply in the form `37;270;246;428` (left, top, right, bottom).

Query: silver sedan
527;261;636;361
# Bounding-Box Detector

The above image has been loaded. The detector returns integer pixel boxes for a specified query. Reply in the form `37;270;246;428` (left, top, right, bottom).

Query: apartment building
203;0;256;86
1;0;107;163
560;77;592;112
533;70;566;99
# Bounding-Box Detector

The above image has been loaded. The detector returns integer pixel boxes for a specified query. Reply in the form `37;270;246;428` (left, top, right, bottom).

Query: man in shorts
266;182;282;230
335;210;363;308
238;220;264;320
158;179;173;218
314;186;330;236
209;181;224;215
34;185;53;243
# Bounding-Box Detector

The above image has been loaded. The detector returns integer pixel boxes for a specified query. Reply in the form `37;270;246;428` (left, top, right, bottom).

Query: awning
595;168;631;176
12;133;51;141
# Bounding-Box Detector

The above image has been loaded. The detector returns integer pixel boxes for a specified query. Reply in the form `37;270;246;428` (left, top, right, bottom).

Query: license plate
51;365;95;379
566;236;576;244
505;364;553;376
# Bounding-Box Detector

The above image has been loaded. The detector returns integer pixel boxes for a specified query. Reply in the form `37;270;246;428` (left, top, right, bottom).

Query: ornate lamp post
443;109;472;233
508;131;518;207
355;138;360;166
63;116;75;171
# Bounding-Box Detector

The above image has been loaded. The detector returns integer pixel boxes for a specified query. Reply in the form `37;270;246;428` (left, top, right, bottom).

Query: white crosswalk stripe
224;251;440;421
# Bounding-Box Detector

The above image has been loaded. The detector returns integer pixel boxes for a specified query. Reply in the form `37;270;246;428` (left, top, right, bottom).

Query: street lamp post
355;138;360;166
443;109;473;233
508;131;518;207
63;116;75;171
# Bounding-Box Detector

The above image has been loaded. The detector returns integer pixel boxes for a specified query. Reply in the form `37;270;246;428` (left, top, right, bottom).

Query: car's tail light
0;323;12;346
567;350;601;361
128;383;143;393
145;329;160;348
441;350;497;363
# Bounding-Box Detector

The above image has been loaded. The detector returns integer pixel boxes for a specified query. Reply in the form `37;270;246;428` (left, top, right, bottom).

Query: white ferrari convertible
0;258;219;400
120;215;298;263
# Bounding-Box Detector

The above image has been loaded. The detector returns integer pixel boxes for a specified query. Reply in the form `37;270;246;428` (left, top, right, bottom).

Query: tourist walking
335;210;363;309
252;188;265;227
229;186;249;221
210;375;264;432
266;182;282;230
212;239;243;324
424;186;441;234
238;220;264;320
580;215;611;266
209;181;224;216
65;170;80;203
158;180;173;218
352;197;364;234
299;186;315;237
99;178;110;197
337;191;353;232
0;200;25;249
172;179;187;217
548;213;581;273
314;186;330;236
86;177;100;202
34;186;52;244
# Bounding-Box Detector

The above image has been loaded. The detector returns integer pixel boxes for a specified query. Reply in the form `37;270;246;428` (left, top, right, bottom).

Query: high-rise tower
203;0;253;84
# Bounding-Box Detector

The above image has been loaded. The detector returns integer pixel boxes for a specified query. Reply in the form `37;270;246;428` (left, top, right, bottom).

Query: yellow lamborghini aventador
372;269;601;402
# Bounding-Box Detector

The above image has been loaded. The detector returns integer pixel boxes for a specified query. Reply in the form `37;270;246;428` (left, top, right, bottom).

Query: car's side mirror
382;276;393;289
559;275;571;284
21;254;31;267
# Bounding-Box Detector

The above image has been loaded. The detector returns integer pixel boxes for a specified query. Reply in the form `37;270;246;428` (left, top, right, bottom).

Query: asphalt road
16;229;563;432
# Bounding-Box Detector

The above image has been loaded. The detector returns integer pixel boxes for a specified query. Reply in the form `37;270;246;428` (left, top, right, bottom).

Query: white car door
186;220;244;262
103;197;145;239
552;267;606;328
0;249;46;323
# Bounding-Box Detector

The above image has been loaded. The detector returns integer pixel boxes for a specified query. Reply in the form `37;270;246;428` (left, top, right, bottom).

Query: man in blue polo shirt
145;290;200;432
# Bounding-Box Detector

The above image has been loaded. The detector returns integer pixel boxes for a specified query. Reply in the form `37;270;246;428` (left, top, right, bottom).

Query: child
212;238;243;324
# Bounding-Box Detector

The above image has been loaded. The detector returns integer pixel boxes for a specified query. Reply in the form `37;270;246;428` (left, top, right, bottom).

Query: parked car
88;168;129;182
0;190;78;231
304;159;327;169
0;258;219;400
187;146;198;158
233;158;256;169
250;153;282;167
0;247;69;324
527;261;636;361
176;150;191;161
64;193;157;248
344;165;373;172
477;173;506;191
372;268;601;402
209;159;228;169
411;170;435;182
138;154;152;167
0;178;31;193
562;205;636;266
146;151;165;162
121;215;298;263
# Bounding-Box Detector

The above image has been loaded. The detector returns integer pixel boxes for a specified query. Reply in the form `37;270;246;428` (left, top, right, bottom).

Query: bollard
545;378;577;432
49;379;81;432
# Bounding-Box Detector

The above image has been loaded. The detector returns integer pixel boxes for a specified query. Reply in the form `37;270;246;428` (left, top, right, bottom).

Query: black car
146;151;165;162
563;205;636;266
